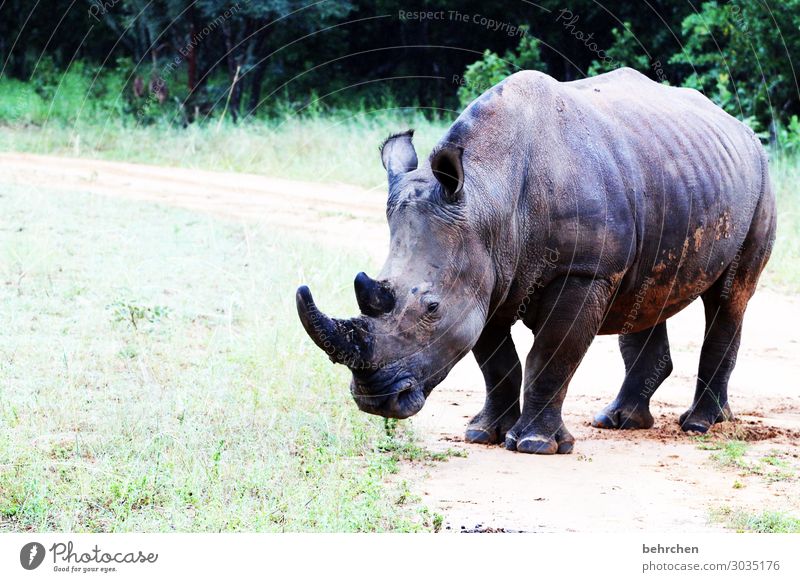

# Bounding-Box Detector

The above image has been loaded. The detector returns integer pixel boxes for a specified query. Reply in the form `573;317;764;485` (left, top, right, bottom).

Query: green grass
767;155;800;289
0;60;452;189
704;440;796;482
711;440;749;466
0;111;451;190
379;419;467;464
711;507;800;533
0;182;445;532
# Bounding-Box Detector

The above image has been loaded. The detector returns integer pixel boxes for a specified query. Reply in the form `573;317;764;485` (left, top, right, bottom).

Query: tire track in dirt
2;152;799;532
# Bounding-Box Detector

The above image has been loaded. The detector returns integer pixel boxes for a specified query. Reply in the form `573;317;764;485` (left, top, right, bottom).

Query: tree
669;0;800;140
457;29;545;106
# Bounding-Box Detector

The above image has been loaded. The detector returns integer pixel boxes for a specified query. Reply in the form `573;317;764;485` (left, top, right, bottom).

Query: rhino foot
679;403;734;434
465;410;520;445
591;400;654;430
504;420;574;455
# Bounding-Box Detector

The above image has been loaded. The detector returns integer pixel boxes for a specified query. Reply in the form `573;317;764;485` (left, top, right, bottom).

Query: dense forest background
1;0;799;145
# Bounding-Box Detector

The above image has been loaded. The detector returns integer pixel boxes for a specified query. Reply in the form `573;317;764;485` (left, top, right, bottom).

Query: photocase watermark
20;542;46;570
135;2;243;120
514;246;560;322
18;540;157;574
555;8;612;66
639;352;672;399
728;1;751;36
398;10;527;37
556;8;669;83
87;0;122;22
651;59;668;83
620;276;655;335
720;244;743;299
178;3;243;60
451;73;494;96
718;178;764;300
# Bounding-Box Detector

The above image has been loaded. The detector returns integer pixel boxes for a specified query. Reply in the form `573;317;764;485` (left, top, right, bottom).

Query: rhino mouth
350;373;426;419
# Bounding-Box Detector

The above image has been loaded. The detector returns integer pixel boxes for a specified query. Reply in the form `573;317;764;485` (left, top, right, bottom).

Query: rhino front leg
592;322;673;429
506;277;613;455
465;325;521;445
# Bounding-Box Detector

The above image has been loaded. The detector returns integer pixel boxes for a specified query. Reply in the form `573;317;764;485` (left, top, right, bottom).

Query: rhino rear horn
296;285;369;367
380;130;417;181
354;272;395;316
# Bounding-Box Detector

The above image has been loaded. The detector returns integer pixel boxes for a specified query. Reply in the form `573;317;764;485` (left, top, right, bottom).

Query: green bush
0;56;134;126
0;77;48;124
669;0;800;137
587;22;650;76
457;28;545;107
775;115;800;153
454;1;799;136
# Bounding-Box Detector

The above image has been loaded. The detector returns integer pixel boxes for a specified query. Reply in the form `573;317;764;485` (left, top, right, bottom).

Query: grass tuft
712;507;800;533
706;440;796;482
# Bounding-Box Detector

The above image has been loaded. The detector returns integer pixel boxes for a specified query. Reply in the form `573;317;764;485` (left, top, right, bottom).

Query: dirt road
2;152;799;532
0;153;388;250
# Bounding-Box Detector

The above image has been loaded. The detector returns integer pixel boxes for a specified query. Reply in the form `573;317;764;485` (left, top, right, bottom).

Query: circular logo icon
20;542;46;570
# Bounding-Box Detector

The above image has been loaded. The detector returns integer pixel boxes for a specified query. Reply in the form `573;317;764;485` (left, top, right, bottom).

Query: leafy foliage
668;0;800;142
0;1;798;133
586;22;651;76
457;29;544;106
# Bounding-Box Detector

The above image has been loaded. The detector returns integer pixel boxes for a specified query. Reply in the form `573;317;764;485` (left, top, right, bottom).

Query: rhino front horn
354;272;395;317
296;285;370;367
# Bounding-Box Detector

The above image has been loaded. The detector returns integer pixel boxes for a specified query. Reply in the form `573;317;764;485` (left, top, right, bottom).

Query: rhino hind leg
679;284;746;434
592;322;673;430
681;249;772;433
465;326;521;445
680;186;775;434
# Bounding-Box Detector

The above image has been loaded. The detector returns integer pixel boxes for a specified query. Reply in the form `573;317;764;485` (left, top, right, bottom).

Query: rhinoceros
296;68;776;455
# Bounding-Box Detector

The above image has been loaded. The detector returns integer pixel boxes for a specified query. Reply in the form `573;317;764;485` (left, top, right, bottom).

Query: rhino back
443;68;767;330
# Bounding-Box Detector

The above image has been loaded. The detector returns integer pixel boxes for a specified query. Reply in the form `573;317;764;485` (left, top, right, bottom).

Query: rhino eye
426;302;440;313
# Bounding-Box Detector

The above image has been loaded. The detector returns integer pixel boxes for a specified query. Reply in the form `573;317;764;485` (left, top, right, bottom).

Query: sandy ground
2;152;799;533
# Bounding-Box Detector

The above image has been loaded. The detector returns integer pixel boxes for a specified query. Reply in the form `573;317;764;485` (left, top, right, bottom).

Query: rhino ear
380;130;417;181
430;145;464;202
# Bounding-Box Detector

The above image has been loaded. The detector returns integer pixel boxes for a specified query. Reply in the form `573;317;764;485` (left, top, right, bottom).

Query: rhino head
296;130;493;419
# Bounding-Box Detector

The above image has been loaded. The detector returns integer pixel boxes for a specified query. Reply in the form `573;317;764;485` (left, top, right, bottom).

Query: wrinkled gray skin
297;68;776;454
